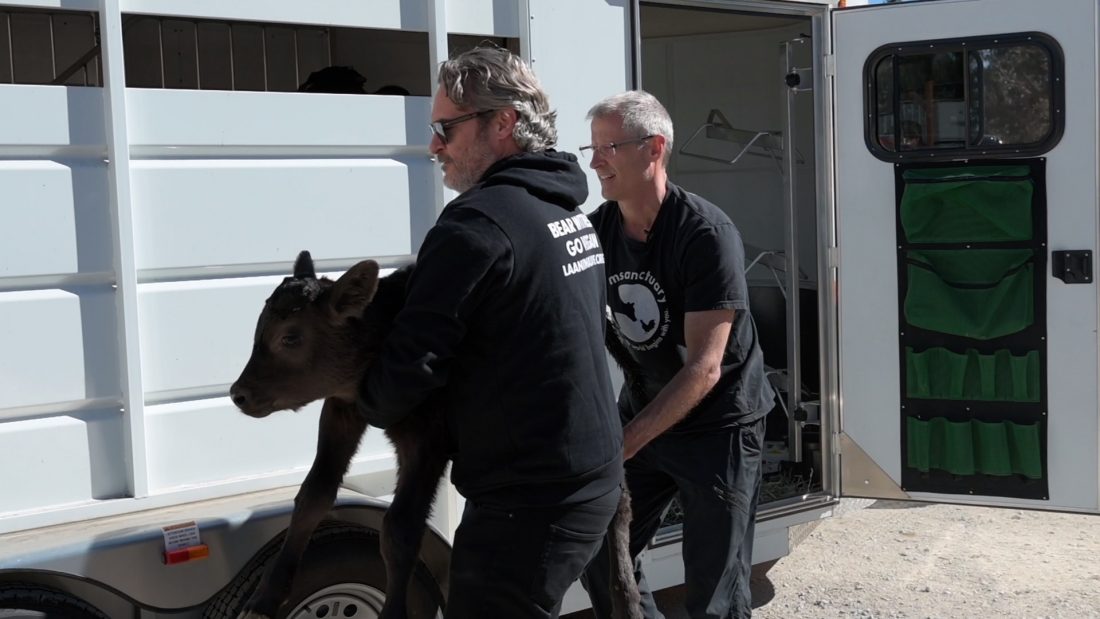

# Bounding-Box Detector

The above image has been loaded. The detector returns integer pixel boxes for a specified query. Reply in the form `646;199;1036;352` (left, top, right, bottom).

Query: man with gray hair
579;90;774;619
356;46;624;617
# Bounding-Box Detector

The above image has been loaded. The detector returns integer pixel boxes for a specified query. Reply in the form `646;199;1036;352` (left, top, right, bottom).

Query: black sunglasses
429;110;496;144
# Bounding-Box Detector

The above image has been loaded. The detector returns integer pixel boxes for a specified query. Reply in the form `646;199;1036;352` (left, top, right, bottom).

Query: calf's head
230;251;380;417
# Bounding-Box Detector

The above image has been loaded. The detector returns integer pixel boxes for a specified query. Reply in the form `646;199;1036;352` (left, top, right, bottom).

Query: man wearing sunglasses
355;46;623;618
579;91;775;619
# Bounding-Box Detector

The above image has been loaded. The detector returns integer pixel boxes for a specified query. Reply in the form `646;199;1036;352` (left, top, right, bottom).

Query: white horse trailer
1;0;1098;616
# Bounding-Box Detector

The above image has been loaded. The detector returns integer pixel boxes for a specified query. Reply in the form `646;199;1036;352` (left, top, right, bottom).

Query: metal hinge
823;53;836;78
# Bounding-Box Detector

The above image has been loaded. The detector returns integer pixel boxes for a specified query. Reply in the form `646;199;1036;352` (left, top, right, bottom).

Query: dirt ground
567;499;1100;619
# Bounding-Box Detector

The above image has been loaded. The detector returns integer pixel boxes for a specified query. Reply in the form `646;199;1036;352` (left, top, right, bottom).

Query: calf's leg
238;399;366;619
379;416;449;619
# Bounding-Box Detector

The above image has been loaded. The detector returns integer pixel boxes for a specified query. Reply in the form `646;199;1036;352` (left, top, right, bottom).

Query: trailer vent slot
119;15;518;95
0;8;101;87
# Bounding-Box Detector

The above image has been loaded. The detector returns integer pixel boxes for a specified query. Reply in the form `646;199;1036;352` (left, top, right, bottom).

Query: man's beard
442;134;498;192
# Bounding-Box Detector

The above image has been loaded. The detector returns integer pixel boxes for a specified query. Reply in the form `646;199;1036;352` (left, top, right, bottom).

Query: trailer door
832;0;1100;513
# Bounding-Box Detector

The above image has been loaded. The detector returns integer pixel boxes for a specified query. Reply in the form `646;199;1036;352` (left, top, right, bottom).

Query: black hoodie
358;151;623;507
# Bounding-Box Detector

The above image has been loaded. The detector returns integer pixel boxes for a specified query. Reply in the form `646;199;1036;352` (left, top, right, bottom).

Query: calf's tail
609;484;643;619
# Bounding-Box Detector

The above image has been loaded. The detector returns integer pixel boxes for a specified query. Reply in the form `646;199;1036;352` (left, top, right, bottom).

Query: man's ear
493;108;519;140
330;260;380;321
648;134;667;164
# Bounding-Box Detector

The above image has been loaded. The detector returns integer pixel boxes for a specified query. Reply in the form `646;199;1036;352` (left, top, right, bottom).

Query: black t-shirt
590;182;775;431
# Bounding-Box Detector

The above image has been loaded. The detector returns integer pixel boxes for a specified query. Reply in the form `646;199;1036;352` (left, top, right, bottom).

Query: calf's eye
281;334;302;348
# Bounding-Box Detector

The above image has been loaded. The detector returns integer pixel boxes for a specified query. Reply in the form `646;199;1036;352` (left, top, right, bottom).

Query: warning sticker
162;521;202;553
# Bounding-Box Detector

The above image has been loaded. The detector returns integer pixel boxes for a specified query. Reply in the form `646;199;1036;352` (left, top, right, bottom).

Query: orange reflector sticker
164;544;209;565
162;520;207;565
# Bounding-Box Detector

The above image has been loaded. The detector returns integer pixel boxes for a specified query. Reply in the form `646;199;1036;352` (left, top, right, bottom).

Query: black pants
445;485;621;619
581;418;766;619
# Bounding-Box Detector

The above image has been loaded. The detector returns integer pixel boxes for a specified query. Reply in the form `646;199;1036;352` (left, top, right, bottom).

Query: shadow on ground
563;499;881;618
562;560;778;619
866;499;933;510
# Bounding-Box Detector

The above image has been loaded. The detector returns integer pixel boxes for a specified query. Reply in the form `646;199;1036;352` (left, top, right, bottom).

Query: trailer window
0;8;101;87
866;33;1063;161
121;14;518;95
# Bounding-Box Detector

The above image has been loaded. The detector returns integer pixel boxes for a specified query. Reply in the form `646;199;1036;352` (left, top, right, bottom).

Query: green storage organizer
896;161;1046;499
906;416;1043;479
904;249;1035;340
906;347;1040;402
901;166;1034;243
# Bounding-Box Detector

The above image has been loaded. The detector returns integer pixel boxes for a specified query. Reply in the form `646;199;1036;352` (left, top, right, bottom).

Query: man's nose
429;132;445;155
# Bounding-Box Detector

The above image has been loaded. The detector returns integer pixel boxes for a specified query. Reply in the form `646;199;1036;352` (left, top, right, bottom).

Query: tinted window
867;33;1063;160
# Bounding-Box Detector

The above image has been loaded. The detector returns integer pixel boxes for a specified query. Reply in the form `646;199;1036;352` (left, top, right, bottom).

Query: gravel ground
567;499;1100;619
752;499;1100;618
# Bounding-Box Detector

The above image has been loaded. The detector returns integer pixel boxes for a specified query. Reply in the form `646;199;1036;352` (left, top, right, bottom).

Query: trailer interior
637;2;827;537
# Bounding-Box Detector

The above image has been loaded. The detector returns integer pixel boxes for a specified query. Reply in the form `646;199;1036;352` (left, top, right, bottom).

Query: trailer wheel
0;583;110;619
204;523;444;619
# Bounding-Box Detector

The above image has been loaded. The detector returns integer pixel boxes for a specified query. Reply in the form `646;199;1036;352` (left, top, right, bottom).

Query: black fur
230;252;641;619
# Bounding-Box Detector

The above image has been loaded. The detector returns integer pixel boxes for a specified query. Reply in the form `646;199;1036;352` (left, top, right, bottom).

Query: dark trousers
581;418;766;619
445;485;621;619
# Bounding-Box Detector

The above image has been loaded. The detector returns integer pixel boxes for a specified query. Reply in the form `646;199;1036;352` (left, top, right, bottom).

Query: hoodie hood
478;150;589;209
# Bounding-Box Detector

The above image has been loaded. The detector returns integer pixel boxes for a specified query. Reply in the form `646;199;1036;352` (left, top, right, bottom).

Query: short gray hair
438;46;557;152
586;90;674;165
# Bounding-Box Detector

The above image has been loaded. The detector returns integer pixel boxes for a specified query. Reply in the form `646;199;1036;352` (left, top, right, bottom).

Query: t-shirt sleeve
681;222;748;313
588;202;610;231
356;208;511;428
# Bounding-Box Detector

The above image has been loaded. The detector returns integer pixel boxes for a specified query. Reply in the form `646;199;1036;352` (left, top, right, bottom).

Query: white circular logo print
612;282;661;343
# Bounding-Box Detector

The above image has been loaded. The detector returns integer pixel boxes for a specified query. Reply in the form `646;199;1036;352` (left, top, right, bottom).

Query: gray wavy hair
438;46;557;152
586;90;674;165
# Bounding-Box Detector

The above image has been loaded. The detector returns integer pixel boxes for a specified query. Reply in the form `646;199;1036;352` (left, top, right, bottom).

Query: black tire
204;523;444;619
0;584;110;619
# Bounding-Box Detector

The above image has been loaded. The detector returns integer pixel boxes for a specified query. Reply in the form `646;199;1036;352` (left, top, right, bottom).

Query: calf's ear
293;250;317;280
331;260;380;320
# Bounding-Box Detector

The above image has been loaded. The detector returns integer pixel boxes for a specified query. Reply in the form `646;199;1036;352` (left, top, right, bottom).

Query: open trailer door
832;0;1100;513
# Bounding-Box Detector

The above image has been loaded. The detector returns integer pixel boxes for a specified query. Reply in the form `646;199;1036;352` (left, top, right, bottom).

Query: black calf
229;251;641;619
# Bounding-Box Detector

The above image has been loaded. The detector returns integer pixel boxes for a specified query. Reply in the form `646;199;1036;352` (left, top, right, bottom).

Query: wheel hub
285;583;387;619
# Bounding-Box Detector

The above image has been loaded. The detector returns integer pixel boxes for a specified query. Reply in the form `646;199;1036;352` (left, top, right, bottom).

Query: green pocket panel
905;249;1034;339
900;166;1034;243
906;347;1040;402
906;416;1042;479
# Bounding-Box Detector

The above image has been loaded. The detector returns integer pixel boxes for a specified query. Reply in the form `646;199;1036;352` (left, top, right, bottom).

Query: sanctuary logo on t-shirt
608;270;671;352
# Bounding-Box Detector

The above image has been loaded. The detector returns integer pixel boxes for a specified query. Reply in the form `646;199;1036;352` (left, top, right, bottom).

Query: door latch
1052;250;1092;284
